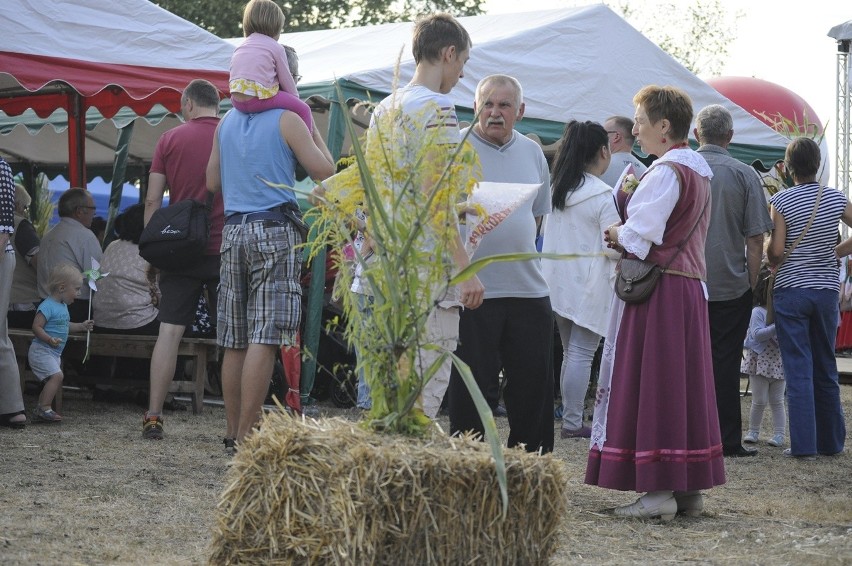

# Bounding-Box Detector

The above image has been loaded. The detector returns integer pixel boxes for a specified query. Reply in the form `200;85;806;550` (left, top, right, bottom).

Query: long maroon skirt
585;275;726;492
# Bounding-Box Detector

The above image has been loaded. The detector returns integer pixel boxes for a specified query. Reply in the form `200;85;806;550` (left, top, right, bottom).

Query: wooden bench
8;328;218;414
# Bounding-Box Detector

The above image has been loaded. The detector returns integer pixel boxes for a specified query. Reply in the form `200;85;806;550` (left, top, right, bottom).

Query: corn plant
32;172;55;237
755;111;826;196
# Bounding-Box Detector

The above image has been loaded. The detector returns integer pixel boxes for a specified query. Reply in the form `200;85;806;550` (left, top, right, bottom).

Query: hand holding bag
614;164;708;304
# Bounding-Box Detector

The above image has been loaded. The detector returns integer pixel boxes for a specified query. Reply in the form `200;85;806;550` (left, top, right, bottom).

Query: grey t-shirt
698;144;773;301
462;127;551;299
599;151;648;188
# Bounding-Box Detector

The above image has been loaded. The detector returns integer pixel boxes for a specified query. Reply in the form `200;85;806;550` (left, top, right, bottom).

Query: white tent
280;4;790;165
2;3;792;179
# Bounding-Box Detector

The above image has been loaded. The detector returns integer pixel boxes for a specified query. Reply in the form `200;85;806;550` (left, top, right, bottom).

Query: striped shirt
770;182;846;290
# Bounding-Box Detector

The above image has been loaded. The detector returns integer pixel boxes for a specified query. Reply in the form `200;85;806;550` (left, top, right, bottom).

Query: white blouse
619;148;713;259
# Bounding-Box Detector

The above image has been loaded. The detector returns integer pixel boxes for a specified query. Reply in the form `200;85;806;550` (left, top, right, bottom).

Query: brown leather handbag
614;164;709;304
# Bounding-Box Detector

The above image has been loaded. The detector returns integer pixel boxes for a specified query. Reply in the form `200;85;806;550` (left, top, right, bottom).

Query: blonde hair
412;13;471;64
633;85;693;141
242;0;285;38
48;264;83;293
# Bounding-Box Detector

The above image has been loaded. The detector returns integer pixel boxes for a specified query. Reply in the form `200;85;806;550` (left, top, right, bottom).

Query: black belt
224;211;286;225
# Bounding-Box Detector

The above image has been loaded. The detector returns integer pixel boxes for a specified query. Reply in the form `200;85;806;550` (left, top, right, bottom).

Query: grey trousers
0;251;24;415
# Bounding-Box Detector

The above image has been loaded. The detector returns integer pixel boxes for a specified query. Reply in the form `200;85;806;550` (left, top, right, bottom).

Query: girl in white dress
741;266;787;447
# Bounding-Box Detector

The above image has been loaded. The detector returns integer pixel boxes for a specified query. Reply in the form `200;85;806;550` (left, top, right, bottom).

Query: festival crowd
0;1;846;521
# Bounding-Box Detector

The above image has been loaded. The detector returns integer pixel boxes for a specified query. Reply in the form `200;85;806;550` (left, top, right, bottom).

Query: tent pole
299;91;345;407
67;91;87;188
104;122;134;247
326;84;346;160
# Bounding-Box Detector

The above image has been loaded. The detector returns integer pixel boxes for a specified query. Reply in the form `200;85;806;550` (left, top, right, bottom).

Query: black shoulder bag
139;192;215;271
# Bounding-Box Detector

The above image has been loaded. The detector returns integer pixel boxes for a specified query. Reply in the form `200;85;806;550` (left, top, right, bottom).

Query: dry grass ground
1;381;850;565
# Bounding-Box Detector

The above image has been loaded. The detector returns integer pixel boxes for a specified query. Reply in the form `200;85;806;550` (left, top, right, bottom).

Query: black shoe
723;445;758;457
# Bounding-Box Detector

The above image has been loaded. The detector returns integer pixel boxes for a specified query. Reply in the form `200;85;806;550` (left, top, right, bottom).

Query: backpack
138;194;213;272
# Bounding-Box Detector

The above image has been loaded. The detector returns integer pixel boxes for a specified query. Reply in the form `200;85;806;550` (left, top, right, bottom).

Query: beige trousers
0;251;24;415
418;306;460;419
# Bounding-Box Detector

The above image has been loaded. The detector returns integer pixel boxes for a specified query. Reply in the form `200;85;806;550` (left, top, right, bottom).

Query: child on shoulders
740;265;786;447
28;264;94;423
229;0;313;131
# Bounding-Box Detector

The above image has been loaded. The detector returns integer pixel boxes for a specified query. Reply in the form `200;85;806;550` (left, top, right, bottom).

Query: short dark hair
633;85;693;141
90;215;107;237
182;79;220;109
753;264;772;307
784;137;821;180
58;188;91;218
411;13;471;64
606;115;636;143
113;203;146;244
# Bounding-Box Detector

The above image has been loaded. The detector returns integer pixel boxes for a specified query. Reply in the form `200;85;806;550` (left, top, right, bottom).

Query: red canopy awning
0;0;233;185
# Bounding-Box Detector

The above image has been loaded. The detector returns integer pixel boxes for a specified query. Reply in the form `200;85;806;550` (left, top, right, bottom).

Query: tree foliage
153;0;485;37
612;0;741;77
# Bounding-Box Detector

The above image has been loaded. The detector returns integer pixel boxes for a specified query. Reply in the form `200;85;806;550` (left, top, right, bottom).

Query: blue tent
47;176;168;227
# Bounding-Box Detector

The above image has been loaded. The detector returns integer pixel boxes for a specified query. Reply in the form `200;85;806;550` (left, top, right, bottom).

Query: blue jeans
354;293;373;409
773;287;846;455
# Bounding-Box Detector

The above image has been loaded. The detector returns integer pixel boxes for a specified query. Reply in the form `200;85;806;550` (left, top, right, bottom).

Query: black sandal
0;411;27;429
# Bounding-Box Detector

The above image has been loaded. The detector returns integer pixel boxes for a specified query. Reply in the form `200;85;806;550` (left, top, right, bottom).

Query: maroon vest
629;162;710;280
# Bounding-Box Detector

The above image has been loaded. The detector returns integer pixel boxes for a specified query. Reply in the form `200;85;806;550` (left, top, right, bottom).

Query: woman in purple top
585;85;726;521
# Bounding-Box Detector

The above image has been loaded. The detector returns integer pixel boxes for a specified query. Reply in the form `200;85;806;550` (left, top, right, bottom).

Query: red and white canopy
0;0;233;183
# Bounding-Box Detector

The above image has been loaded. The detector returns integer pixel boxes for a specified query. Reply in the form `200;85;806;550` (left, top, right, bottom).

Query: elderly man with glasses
36;187;103;321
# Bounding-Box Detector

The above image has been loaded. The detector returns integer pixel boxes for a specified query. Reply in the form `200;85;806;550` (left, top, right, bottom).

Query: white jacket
542;173;620;336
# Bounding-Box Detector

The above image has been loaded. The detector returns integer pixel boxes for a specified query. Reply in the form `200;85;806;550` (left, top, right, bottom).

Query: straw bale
210;412;567;565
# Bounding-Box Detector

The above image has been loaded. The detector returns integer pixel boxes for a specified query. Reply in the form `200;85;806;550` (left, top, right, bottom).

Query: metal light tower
836;39;850;201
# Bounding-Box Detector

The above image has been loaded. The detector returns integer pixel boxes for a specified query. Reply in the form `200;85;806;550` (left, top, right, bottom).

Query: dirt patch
1;383;850;565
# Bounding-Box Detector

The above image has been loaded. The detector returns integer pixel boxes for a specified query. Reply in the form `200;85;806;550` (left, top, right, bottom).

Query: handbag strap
776;184;823;271
649;162;711;272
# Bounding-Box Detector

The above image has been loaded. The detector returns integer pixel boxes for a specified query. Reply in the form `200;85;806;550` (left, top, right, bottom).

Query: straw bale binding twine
210;412;567;564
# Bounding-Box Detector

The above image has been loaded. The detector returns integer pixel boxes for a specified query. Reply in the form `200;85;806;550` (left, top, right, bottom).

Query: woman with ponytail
542;120;620;439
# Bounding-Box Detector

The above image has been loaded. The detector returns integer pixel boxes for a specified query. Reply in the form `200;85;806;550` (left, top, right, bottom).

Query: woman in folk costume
585;85;726;520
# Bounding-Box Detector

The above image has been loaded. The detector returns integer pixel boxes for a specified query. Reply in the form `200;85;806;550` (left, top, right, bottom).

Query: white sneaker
768;434;784;447
743;431;759;444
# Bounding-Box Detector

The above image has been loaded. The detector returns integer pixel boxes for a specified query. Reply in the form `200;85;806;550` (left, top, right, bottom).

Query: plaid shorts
217;220;302;349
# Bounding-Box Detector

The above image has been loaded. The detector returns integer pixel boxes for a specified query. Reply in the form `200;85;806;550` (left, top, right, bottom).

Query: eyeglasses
606;130;620;135
292;74;302;84
77;205;96;211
